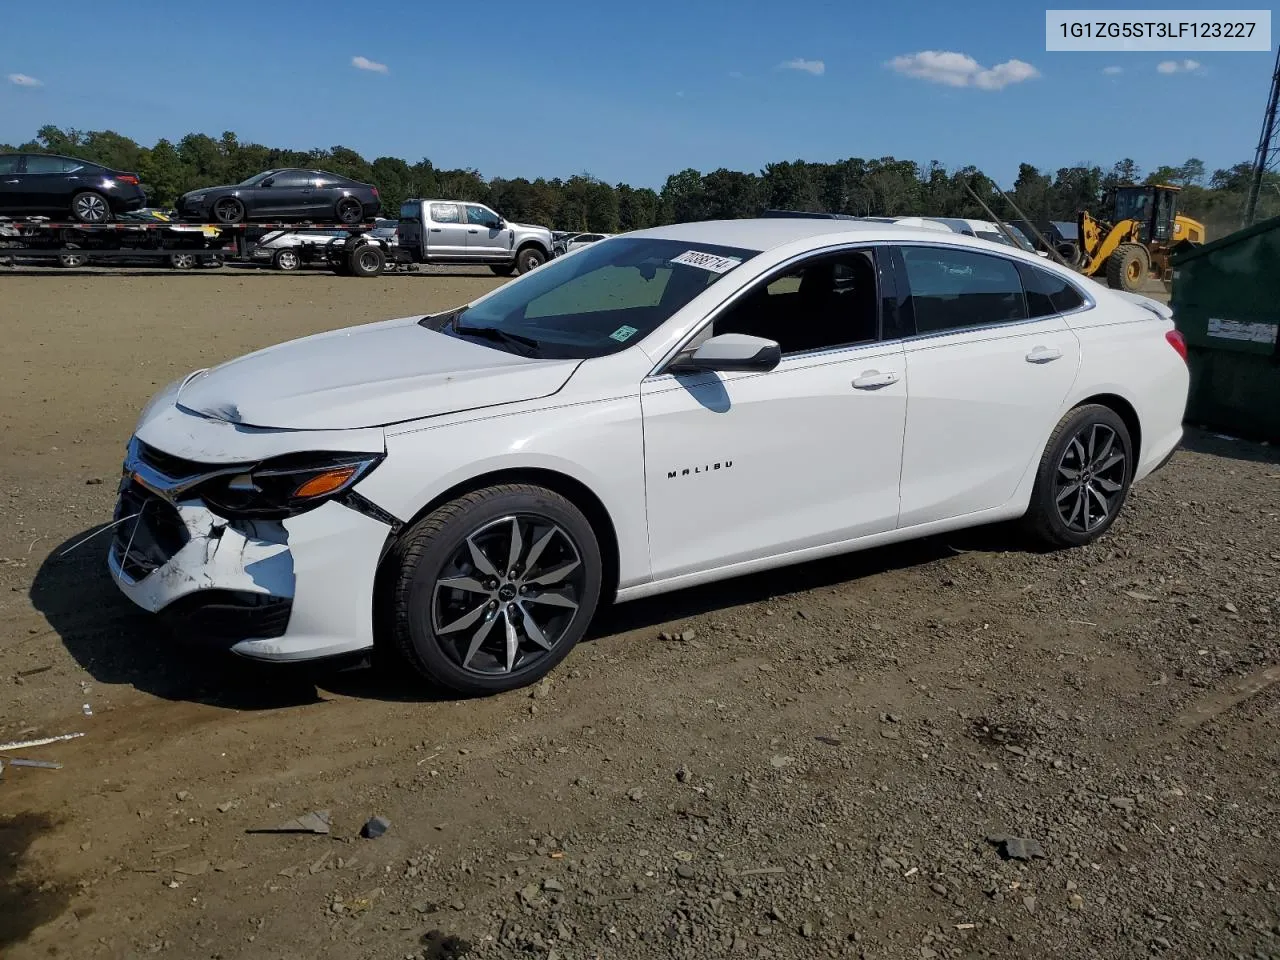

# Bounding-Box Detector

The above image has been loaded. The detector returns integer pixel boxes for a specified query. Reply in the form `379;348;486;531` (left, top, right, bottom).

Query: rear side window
0;156;19;174
898;246;1028;334
431;203;460;223
1018;262;1087;318
25;155;83;174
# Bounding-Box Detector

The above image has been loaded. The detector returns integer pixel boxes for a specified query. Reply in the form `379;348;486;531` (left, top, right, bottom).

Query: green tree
700;168;760;219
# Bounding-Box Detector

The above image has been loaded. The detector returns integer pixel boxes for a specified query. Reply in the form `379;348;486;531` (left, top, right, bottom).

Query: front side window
442;237;758;359
239;170;280;186
270;171;313;188
466;205;497;226
431;203;461;223
899;246;1028;334
714;250;880;354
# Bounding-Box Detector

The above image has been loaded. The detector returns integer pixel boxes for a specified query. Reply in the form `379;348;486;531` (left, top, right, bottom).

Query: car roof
624;217;1080;273
626;217;1017;252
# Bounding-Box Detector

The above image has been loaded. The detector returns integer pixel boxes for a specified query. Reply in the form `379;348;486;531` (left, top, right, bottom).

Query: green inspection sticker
609;325;639;342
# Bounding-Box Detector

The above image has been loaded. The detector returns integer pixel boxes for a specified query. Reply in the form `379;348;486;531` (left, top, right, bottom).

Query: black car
177;169;382;225
0;153;147;222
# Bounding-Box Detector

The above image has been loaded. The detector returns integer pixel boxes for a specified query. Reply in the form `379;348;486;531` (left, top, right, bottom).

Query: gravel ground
0;267;1276;960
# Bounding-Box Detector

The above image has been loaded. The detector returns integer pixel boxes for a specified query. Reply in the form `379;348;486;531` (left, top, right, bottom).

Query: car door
426;202;468;257
19;154;82;211
891;243;1082;528
0;155;24;212
641;247;908;581
464;203;512;258
250;170;308;218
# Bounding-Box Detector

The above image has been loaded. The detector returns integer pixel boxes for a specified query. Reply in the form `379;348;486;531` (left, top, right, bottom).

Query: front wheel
515;246;545;275
58;243;87;268
169;252;197;270
389;484;603;695
211;197;246;225
1023;404;1133;549
273;248;301;271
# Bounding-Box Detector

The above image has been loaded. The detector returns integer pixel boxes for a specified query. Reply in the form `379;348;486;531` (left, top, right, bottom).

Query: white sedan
108;219;1189;694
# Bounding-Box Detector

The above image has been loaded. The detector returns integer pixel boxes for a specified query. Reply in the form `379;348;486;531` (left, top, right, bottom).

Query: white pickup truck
395;199;555;275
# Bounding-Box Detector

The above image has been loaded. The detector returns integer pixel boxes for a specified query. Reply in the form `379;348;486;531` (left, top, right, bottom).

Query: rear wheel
169;252;197;270
335;198;363;224
69;192;110;224
389;484;602;695
273;248;301;271
211;197;246;225
1023;404;1133;549
346;243;385;277
1106;243;1148;292
515;246;545;275
489;263;516;277
58;243;87;268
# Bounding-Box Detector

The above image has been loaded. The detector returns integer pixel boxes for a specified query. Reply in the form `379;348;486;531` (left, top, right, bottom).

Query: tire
1105;243;1148;292
335;197;363;224
1023;404;1134;550
346;243;385;277
389;484;603;695
489;264;516;277
69;192;111;224
58;243;87;268
211;197;246;225
168;252;197;270
515;245;546;275
273;248;302;271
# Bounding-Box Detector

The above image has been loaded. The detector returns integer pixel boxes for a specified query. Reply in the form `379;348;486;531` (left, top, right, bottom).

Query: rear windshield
443;237;760;360
399;202;421;221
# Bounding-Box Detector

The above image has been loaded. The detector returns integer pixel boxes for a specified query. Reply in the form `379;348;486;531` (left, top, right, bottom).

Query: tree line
4;125;1275;237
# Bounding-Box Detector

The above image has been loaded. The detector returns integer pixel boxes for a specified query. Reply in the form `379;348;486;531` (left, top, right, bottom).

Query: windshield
1003;226;1036;251
976;230;1016;247
442;236;759;359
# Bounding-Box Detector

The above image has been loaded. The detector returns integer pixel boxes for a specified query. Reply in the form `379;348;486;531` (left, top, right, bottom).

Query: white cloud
779;58;825;76
351;56;388;74
7;73;42;87
887;50;1039;90
1102;65;1124;75
1157;58;1200;73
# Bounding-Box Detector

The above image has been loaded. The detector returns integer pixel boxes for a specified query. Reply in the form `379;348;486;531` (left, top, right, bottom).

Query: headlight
199;452;383;520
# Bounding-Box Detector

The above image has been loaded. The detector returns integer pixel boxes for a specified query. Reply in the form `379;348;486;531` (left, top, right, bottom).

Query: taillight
116;174;140;185
1165;329;1188;363
371;187;379;196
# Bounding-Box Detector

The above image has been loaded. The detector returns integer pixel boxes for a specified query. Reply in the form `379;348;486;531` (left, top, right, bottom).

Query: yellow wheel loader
1076;184;1206;292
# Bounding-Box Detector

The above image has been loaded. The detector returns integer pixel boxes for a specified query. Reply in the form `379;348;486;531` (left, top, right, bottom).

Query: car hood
511;222;552;235
175;315;580;431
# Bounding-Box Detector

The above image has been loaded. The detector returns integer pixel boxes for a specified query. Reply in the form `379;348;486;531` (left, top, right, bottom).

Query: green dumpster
1171;215;1280;442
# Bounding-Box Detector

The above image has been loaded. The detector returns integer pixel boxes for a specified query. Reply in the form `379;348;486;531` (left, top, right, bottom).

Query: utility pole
1243;46;1280;227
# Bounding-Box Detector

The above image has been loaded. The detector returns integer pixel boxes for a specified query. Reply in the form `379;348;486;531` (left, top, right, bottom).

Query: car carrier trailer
0;218;393;276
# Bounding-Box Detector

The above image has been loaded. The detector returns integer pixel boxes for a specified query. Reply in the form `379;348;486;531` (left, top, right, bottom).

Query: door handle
430;228;442;232
468;228;478;233
1025;346;1063;363
852;370;900;390
3;179;17;184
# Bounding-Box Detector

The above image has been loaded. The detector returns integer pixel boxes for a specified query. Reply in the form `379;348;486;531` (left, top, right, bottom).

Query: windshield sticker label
609;325;639;343
669;250;742;274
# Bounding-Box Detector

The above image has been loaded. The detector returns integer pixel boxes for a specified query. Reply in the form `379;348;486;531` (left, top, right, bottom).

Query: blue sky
0;1;1272;188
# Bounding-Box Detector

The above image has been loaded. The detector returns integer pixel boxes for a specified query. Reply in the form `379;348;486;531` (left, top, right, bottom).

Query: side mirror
489;219;504;230
260;178;274;188
673;333;782;373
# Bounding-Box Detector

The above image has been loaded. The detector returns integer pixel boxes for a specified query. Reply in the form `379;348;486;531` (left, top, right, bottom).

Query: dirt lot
1;266;1277;960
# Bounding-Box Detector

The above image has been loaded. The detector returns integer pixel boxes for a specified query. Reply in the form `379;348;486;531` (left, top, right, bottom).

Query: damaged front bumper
107;467;392;663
